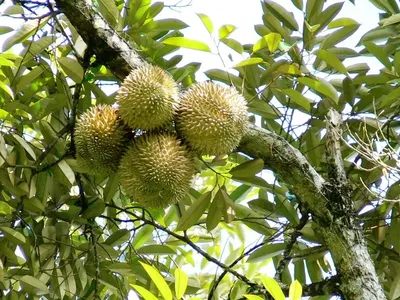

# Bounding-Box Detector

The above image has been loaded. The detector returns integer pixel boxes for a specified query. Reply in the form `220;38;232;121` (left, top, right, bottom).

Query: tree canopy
0;0;399;299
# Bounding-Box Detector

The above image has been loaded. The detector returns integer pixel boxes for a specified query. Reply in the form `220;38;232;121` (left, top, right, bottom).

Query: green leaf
63;264;76;297
260;275;285;300
232;175;271;190
205;68;242;86
139;262;173;300
378;86;400;108
219;24;236;39
230;184;252;202
38;243;57;261
291;0;303;10
131;225;154;248
394;52;400;75
162;37;210;52
58;57;84;82
20;36;53;64
0;201;14;215
3;17;50;51
98;0;119;26
297;77;338;104
146;2;164;19
0;226;26;244
16;66;44;93
174;268;188;299
137;245;176;255
57;160;75;186
253;33;282;53
75;259;87;290
20;275;49;295
221;38;243;54
306;260;323;281
82;199;105;219
314;49;348;75
141;19;188;32
277;64;301;75
131;284;158;300
3;5;24;15
23;197;45;214
176;191;212;231
247;243;286;263
305;0;324;24
104;229;130;246
234;57;263;68
243;295;264;300
313;2;344;34
281;89;311;111
11;133;36;159
206;188;225;231
0;81;14;99
230;158;264;177
197;13;213;33
29;94;68;119
289;280;302;300
232;204;272;235
0;56;14;67
264;1;299;31
322;23;359;49
328;17;359;29
381;13;400;26
389;268;400;299
265;33;282;53
363;41;392;70
0;26;13;35
0;108;10;121
103;173;120;203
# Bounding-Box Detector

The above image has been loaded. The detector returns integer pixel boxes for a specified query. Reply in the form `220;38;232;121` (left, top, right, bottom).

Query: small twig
89;226;100;299
106;203;262;291
209;227;285;300
33;151;73;174
274;210;309;281
33;124;71;169
5;11;54;19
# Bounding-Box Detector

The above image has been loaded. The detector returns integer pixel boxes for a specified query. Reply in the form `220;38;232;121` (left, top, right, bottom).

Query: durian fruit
119;133;195;208
74;104;131;175
176;82;248;155
116;63;179;130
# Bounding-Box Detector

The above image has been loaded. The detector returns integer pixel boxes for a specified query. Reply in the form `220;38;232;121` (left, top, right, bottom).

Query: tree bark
54;1;387;299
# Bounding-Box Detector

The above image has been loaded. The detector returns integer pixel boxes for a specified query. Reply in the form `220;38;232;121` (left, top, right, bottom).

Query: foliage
0;0;399;299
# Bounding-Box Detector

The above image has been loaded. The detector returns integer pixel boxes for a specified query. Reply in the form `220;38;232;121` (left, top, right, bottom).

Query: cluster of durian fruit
74;63;248;209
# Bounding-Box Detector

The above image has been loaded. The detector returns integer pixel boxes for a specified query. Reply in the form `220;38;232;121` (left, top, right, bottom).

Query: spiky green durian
74;104;131;175
119;133;195;208
176;82;248;155
116;63;179;130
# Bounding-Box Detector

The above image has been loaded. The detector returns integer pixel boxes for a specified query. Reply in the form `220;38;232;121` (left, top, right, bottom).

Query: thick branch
239;124;332;223
54;0;143;80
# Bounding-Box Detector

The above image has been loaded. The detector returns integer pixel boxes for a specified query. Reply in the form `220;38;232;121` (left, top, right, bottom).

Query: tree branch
106;204;260;290
104;207;340;298
54;0;143;80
